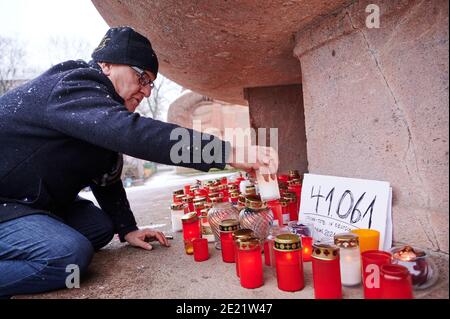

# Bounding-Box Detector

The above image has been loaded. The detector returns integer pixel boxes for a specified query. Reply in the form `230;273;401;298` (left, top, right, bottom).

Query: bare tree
0;36;26;95
47;35;93;66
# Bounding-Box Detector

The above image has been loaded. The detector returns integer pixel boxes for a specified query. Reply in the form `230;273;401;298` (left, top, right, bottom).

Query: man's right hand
228;145;279;181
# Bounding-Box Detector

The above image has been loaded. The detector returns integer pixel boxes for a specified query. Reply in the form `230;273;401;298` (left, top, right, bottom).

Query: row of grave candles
182;214;414;299
173;172;417;299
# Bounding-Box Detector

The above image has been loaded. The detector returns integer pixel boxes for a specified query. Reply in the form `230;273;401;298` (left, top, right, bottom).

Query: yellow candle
351;229;380;253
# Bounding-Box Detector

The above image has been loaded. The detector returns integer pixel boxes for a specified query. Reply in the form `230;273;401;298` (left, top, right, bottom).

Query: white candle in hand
257;170;280;201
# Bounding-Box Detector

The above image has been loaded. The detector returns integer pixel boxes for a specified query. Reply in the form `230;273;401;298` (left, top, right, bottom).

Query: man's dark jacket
0;60;229;240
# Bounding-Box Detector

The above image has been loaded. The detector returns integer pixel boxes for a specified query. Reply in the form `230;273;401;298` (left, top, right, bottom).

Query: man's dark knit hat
92;26;159;76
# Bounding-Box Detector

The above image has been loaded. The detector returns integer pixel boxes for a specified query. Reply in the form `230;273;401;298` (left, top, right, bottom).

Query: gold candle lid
219;219;240;232
230;191;240;199
209;185;220;193
175;194;185;201
312;243;340;261
232;228;255;241
181;212;198;223
194;202;205;209
173;189;184;195
200;208;209;217
210;196;223;204
245;185;256;195
170;203;185;210
245;195;267;210
193;196;207;204
236;237;261;250
288;170;300;178
228;184;238;190
274;234;302;251
182;196;194;203
279;198;289;207
334;233;359;248
288;179;302;186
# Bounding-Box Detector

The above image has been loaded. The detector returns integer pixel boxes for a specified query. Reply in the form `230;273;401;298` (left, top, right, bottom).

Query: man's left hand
124;228;171;250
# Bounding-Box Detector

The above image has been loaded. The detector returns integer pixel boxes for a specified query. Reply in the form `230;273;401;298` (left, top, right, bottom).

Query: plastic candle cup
279;199;290;225
283;192;298;222
380;264;414;299
390;245;439;290
233;229;255;277
361;250;392;299
334;233;362;286
229;192;240;205
181;212;201;255
237;237;264;289
288;180;302;215
274;234;305;292
267;200;283;226
351;229;380;253
182;195;195;213
193;238;209;262
173;189;184;203
219;219;240;263
170;203;186;232
184;184;191;196
200;208;215;243
194;201;205;217
301;236;313;262
312;243;342;299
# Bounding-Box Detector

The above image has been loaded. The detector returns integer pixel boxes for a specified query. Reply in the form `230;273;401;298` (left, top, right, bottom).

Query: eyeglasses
130;66;155;88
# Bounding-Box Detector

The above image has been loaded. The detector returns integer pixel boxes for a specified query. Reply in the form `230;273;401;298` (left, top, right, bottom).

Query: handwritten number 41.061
310;186;376;228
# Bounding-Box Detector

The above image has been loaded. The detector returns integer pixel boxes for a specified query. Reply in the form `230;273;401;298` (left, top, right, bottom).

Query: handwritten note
298;173;392;250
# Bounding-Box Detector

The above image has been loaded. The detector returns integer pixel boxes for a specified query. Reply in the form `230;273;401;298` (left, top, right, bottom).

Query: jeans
0;198;114;298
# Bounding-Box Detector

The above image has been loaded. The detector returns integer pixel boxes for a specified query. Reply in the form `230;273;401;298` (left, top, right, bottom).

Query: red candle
232;229;255;277
267;200;283;226
288;181;302;217
278;174;289;183
279;199;290;225
229;192;239;205
182;195;195;212
274;234;304;292
184;184;191;196
312;244;342;299
301;236;313;262
283;193;297;223
380;264;414;299
221;177;228;185
237;238;263;289
219;219;240;263
361;250;392;299
173;190;184;203
193;238;209;262
181;212;201;255
194;201;205;217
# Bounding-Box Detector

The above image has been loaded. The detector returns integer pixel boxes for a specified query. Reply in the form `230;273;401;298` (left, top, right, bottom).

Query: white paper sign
298;173;392;250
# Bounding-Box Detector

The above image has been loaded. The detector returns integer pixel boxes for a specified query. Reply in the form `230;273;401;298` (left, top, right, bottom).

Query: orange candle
351;229;380;253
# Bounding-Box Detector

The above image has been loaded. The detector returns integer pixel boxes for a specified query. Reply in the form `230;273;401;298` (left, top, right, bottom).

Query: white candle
171;207;185;232
340;247;362;286
256;171;280;201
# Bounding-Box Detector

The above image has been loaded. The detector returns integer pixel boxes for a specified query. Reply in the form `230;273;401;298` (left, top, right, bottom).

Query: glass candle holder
279;198;290;225
361;250;392;299
173;189;184;203
390;245;439;290
207;201;240;250
274;234;305;292
351;229;380;253
219;219;241;263
237;237;264;289
312;243;342;299
170;203;186;232
193;238;209;262
233;229;255;277
380;264;414;299
239;195;274;241
334;233;361;286
200;208;215;242
181;212;201;255
256;171;281;201
267;200;283;226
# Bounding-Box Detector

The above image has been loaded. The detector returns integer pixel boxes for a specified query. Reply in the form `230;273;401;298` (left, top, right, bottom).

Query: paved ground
14;167;449;299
